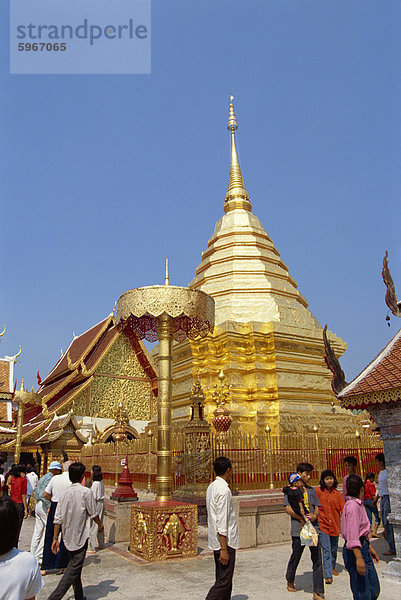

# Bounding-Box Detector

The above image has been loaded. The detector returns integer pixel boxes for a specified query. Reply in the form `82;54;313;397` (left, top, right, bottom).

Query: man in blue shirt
30;461;62;565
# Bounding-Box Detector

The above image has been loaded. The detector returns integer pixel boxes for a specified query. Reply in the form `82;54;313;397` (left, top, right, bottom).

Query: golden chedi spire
224;95;252;213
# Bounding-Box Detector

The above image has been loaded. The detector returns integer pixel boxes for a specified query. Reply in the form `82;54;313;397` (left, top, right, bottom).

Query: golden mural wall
63;334;154;421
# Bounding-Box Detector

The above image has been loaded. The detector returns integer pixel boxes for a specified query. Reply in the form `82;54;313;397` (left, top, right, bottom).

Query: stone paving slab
18;516;399;600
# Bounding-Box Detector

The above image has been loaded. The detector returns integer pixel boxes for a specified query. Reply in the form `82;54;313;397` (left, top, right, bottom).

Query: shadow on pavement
83;579;118;599
232;596;249;600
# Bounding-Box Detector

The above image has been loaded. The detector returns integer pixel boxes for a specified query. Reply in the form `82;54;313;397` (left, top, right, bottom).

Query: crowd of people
0;451;395;600
0;459;105;600
205;452;395;600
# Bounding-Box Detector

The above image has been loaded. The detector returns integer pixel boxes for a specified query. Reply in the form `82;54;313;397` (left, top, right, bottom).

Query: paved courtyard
19;517;399;600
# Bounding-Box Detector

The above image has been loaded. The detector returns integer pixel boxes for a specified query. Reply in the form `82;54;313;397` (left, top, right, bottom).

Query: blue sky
1;0;400;390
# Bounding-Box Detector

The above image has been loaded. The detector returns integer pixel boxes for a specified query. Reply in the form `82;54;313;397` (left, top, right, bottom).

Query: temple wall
160;319;354;435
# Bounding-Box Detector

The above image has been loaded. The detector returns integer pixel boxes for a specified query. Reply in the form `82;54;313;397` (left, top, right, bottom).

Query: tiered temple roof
339;327;401;409
2;312;158;450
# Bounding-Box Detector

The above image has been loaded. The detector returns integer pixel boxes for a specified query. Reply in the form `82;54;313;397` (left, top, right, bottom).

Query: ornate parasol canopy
116;285;214;342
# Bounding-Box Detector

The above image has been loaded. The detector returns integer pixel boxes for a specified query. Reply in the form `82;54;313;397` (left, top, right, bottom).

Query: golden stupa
161;98;353;434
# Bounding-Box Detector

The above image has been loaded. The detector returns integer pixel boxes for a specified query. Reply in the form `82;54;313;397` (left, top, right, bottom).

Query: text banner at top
10;0;151;74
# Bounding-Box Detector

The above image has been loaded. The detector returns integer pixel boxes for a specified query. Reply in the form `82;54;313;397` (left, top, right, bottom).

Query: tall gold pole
356;430;364;476
156;313;173;501
147;429;153;493
313;425;320;475
265;424;274;489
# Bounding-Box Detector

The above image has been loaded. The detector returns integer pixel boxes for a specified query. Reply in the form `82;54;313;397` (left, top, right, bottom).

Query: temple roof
41;316;113;386
35;411;88;444
22;313;158;424
339;327;401;401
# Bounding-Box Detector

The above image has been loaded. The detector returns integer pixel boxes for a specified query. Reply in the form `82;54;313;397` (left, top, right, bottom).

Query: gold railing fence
80;430;382;492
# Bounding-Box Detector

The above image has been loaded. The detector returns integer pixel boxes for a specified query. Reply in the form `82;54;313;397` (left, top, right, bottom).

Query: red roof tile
40;317;112;386
0;359;13;394
339;328;401;397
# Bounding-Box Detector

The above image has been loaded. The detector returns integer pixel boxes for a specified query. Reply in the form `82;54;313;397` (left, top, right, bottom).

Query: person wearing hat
283;462;324;600
283;473;307;519
30;461;62;566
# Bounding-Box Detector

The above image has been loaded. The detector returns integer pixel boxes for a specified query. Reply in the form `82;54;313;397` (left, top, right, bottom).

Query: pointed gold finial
19;378;25;392
60;347;64;357
14;346;22;363
164;258;170;286
0;325;5;337
73;331;77;340
110;300;117;317
225;95;252;213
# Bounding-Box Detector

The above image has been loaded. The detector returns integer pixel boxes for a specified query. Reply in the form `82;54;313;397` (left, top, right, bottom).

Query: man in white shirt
47;462;103;600
41;461;73;574
0;497;43;600
205;456;239;600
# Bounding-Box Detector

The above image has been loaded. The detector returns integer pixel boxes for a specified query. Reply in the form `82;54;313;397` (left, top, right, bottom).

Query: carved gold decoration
90;376;151;420
117;281;214;503
173;376;212;500
62;384;89;416
163;513;185;552
130;502;197;561
117;286;214;343
340;387;401;409
137;512;147;549
96;334;147;378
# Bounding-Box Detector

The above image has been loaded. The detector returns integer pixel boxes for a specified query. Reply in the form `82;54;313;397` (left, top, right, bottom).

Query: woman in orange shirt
316;469;345;584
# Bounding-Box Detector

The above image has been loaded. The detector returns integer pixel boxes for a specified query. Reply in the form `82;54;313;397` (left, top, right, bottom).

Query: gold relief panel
96;334;147;378
90;375;151;420
130;502;197;561
63;386;89;416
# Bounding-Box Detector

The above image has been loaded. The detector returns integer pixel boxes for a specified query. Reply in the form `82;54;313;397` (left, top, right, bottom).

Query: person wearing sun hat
30;461;62;566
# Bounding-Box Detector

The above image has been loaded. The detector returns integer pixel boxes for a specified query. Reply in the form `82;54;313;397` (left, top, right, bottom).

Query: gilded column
157;314;174;501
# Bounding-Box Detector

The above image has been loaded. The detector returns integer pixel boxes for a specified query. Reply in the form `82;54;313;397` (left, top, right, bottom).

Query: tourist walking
26;466;38;517
284;462;324;600
0;496;43;600
10;464;28;547
30;461;62;566
364;473;380;538
205;456;239;600
47;462;104;600
341;474;380;600
88;465;105;553
316;469;345;584
41;461;72;574
342;456;358;499
374;453;395;556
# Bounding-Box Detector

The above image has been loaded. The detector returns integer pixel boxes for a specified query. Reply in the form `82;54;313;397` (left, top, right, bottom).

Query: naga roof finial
382;251;401;319
323;325;347;395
